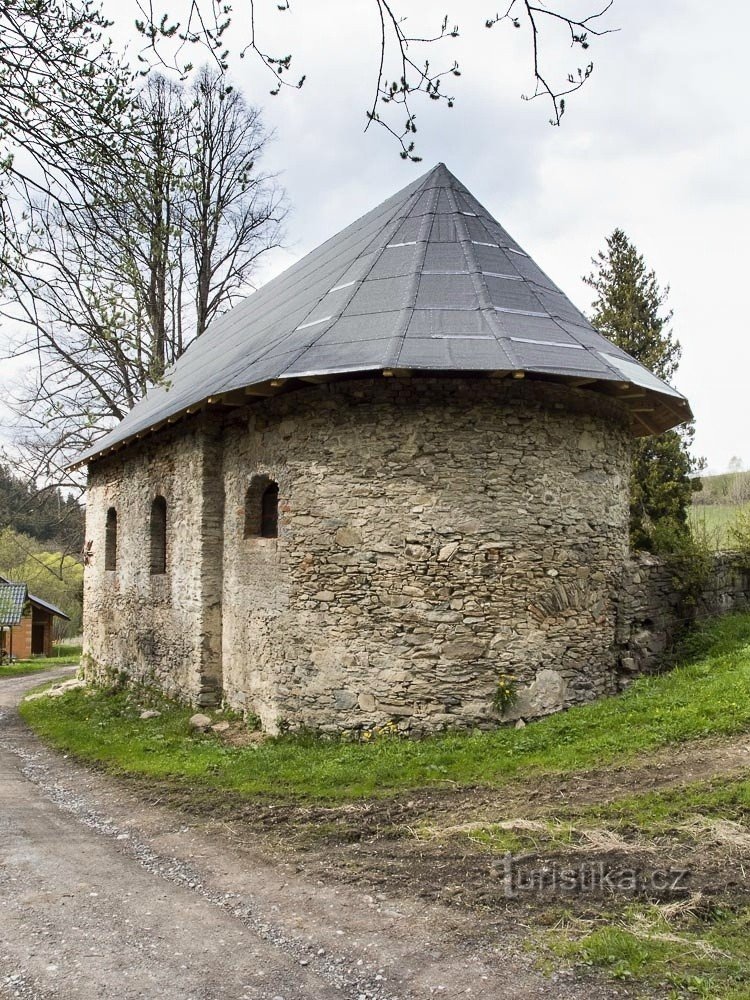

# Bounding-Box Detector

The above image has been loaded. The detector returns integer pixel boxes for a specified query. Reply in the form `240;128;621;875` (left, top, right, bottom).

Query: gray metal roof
0;583;28;627
0;575;70;621
74;163;691;466
27;593;70;620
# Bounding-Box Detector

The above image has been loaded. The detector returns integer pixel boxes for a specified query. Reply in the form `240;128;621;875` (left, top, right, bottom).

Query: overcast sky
4;0;748;474
221;0;748;474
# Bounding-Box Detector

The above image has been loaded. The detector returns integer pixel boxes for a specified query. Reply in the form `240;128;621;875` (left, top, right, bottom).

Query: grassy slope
691;469;750;548
19;614;750;801
1;653;80;679
555;912;750;1000
695;469;750;505
548;778;750;999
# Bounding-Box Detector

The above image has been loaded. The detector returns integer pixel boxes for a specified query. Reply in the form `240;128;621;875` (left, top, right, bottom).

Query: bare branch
133;1;616;155
4;66;284;476
486;1;617;124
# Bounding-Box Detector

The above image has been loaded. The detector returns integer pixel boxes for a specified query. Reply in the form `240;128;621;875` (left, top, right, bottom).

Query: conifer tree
585;229;701;551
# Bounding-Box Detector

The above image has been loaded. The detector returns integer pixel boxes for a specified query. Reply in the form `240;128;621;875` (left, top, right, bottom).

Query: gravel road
0;669;626;1000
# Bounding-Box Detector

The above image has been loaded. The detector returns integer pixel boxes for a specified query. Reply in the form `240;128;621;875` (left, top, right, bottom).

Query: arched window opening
104;507;118;571
261;482;279;538
149;496;167;575
244;476;279;539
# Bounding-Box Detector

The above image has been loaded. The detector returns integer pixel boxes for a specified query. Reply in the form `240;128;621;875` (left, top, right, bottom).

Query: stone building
74;164;691;734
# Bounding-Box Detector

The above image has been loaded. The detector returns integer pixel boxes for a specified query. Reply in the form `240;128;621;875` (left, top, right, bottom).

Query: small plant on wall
492;673;518;715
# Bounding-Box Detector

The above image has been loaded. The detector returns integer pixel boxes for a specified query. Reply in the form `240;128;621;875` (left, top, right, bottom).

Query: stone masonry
84;420;224;705
84;377;634;734
616;552;750;681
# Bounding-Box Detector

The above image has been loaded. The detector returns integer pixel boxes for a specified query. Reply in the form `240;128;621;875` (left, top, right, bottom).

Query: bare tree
0;1;133;279
90;73;187;384
0;0;618;297
4;68;285;483
135;1;617;160
184;68;281;337
0;0;619;286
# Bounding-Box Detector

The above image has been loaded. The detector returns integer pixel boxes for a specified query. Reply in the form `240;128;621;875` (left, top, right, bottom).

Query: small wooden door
31;622;46;655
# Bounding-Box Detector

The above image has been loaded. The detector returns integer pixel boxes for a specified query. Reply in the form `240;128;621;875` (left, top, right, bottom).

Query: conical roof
75;163;691;466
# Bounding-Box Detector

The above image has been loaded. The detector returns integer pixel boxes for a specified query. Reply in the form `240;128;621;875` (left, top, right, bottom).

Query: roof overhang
68;163;692;470
69;365;692;472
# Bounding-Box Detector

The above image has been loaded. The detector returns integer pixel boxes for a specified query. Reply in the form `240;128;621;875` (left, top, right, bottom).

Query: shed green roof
0;583;28;627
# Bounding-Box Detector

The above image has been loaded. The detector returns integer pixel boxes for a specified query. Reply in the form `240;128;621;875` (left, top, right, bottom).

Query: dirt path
181;730;750;846
0;671;630;1000
244;733;750;926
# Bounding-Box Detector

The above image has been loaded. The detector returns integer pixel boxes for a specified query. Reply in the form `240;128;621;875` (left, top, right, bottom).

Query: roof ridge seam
495;254;616;373
389;208;436;369
455;195;520;370
206;196;414;334
543;311;630;381
183;177;439;399
278;182;430;379
589;344;638;382
209;205;424;389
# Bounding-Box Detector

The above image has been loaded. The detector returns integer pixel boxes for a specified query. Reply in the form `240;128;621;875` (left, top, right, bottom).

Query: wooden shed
0;575;70;662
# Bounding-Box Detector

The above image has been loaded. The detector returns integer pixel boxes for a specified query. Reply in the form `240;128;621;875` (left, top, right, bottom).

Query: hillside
0;463;84;550
691;469;750;548
0;465;85;635
0;528;83;635
694;468;750;506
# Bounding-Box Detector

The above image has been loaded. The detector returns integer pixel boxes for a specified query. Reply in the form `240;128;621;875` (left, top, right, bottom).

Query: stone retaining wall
616;552;750;682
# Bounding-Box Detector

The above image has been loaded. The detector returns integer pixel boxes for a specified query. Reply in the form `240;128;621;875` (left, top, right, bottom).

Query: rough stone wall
82;377;750;732
83;416;224;704
219;378;631;733
84;378;633;732
617;552;750;681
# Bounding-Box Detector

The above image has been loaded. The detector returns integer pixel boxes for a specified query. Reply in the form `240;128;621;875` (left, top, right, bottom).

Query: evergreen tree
0;464;84;553
585;229;702;552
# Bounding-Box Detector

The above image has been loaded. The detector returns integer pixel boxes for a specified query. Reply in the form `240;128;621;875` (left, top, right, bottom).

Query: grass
558;907;750;999
1;652;80;678
19;613;750;801
53;643;83;658
459;763;750;997
423;777;750;870
689;504;746;549
695;469;750;506
454;776;750;853
580;777;750;833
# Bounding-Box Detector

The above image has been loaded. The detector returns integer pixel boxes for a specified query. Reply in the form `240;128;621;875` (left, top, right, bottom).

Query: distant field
694;468;750;506
691;468;750;549
54;643;83;658
689;503;746;549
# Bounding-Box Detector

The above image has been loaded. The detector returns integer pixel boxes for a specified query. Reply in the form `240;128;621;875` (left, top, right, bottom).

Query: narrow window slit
150;496;167;575
104;507;117;571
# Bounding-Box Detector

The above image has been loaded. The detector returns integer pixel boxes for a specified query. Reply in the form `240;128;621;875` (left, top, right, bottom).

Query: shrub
729;506;750;560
